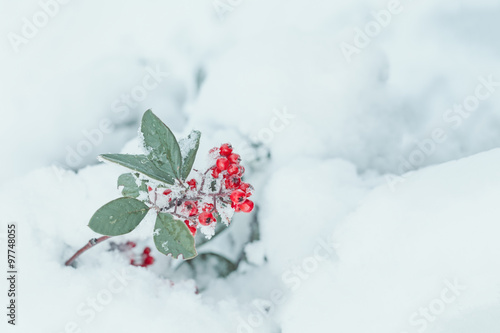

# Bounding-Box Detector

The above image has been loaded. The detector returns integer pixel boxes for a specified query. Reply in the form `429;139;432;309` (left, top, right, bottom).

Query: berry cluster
130;246;155;267
210;143;254;213
109;241;155;268
148;143;254;239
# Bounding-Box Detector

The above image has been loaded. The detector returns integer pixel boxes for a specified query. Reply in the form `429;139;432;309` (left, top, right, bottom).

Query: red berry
211;167;220;178
216;158;230;171
148;186;153;192
130;259;135;265
227;164;240;175
142;256;154;267
239;200;254;213
202;203;214;212
162;189;172;196
228;153;240;164
184;220;197;236
239;183;254;196
219;143;233;156
198;212;215;226
143;247;151;255
231;202;242;212
225;175;241;189
230;190;246;204
187;179;197;190
237;165;245;177
183;201;199;217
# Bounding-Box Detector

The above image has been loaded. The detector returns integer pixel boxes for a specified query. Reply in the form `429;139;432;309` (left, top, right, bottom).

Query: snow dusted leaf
100;154;175;185
88;198;149;236
141;110;183;179
179;130;201;180
117;173;148;198
153;213;197;260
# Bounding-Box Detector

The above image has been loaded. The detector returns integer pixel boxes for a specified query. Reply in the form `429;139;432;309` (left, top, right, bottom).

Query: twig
65;236;111;267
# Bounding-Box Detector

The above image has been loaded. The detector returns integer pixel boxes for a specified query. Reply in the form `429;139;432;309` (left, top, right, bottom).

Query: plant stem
65;236;111;267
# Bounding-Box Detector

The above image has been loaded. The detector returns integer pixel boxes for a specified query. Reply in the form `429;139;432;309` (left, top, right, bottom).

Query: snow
3;0;500;332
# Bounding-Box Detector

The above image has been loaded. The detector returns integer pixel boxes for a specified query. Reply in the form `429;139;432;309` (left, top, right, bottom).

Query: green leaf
100;154;175;185
179;130;201;180
153;213;197;260
88;198;149;236
141;110;183;179
117;173;148;198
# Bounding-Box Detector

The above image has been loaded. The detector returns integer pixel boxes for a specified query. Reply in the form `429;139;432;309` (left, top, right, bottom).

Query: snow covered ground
2;0;500;332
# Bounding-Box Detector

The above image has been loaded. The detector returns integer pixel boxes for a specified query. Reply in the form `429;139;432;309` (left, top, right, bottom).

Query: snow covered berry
228;153;240;164
211;167;220;178
230;190;246;205
184;220;197;236
216;157;230;171
239;200;254;213
202;203;214;212
198;212;215;226
225;175;241;189
187;179;197;190
182;201;199;217
142;256;154;267
227;164;240;175
219;143;232;156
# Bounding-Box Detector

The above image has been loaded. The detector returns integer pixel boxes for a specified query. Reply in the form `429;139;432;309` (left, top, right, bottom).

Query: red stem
65;236;111;266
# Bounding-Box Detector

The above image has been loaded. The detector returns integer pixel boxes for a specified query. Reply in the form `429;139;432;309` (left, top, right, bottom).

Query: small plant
65;110;254;266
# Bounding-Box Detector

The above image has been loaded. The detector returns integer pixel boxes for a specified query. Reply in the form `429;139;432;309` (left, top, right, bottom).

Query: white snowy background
2;0;500;332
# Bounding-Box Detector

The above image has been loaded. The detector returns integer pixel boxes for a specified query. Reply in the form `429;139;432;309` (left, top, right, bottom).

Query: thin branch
65;236;111;267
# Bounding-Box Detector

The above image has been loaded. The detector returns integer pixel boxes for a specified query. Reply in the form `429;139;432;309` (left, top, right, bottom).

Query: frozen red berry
162;189;172;196
228;153;240;164
225;175;241;189
227;164;240;175
230;190;246;204
216;158;230;171
187;179;197;190
238;183;254;196
126;241;137;248
184;220;197;236
183;201;199;217
202;203;214;212
219;143;232;156
231;202;242;212
143;247;151;255
239;200;254;213
237;165;245;177
198;212;215;226
142;256;154;267
148;186;153;192
211;167;220;178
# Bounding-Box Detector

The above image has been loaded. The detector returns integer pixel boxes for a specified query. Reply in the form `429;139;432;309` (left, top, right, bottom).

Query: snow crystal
199;223;216;239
